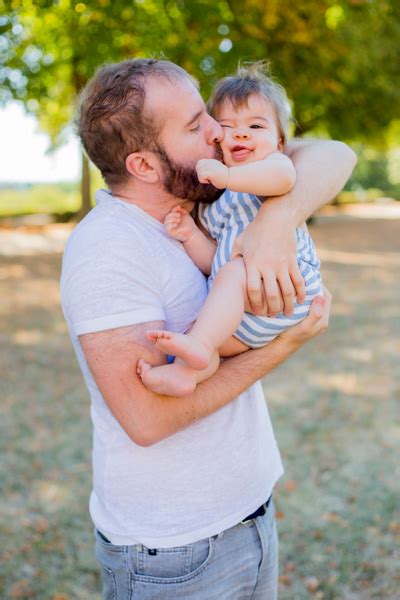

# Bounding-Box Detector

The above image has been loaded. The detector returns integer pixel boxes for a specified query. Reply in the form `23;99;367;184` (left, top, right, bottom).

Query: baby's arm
197;153;296;197
165;206;216;275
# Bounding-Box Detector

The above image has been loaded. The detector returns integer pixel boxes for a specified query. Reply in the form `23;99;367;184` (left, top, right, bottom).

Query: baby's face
216;94;283;167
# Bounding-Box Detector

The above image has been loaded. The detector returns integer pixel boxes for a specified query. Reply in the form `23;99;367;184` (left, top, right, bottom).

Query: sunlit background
0;0;399;218
0;103;79;182
1;2;399;599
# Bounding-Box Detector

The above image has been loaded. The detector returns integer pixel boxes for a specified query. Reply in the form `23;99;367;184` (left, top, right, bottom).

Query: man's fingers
246;268;266;314
290;264;306;304
262;272;283;316
277;272;295;316
306;293;330;334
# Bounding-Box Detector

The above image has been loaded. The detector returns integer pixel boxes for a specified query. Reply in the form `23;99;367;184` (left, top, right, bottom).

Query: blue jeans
95;501;278;599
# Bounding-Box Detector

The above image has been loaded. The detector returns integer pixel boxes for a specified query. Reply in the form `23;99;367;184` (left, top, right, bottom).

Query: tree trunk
77;149;91;220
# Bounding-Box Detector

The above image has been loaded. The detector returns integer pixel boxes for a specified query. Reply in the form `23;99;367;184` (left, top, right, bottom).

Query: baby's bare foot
146;330;211;370
137;359;197;397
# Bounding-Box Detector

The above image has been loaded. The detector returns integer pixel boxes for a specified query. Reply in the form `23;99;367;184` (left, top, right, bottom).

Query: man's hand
196;158;229;189
231;208;306;317
277;288;331;349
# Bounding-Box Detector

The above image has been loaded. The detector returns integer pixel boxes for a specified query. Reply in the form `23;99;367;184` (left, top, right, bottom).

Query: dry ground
1;204;399;599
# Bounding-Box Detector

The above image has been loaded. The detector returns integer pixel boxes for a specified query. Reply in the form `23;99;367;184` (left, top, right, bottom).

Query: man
61;58;355;599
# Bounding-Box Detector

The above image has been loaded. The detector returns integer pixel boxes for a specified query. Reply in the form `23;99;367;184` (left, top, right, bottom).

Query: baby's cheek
220;143;232;166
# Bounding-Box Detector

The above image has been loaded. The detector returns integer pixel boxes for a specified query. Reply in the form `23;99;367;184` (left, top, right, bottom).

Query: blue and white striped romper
198;189;323;348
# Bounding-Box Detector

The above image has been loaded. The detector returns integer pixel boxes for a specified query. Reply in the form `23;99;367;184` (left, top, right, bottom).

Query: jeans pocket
131;536;215;584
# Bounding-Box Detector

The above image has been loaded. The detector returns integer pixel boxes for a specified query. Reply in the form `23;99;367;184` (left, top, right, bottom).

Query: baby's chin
223;155;252;167
220;152;235;167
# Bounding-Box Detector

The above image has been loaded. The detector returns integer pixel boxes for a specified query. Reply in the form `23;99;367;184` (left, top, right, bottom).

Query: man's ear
125;151;160;184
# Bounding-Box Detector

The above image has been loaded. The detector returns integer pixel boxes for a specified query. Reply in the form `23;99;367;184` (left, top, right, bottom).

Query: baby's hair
208;61;291;145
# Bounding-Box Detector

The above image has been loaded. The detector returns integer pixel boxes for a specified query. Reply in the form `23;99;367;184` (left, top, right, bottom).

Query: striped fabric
198;190;323;348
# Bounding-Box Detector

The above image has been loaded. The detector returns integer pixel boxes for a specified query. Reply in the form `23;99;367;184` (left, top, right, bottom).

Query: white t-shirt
61;189;283;548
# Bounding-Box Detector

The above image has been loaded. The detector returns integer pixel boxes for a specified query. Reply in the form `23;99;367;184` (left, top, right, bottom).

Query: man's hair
207;61;291;145
77;58;197;187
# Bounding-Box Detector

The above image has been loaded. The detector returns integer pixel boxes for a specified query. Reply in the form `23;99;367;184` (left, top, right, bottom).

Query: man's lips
231;145;252;161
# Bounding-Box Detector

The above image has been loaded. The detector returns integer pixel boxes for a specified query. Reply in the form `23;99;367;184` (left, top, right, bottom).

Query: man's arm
232;139;356;316
79;292;330;447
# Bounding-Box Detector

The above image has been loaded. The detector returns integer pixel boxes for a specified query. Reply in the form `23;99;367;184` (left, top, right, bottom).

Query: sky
0;102;80;183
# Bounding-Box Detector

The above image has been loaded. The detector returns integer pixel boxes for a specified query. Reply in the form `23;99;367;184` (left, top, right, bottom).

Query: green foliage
342;144;400;201
0;182;80;216
1;0;399;148
1;1;399;215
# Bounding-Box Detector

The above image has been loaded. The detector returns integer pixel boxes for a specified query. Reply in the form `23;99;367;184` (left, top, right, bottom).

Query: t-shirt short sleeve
61;219;165;335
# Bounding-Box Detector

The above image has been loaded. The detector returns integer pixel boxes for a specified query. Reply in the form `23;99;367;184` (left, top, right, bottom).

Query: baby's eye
220;124;232;128
250;124;263;129
190;124;201;132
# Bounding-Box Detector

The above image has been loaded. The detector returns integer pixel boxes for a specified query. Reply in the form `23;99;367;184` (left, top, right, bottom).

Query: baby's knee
217;257;246;282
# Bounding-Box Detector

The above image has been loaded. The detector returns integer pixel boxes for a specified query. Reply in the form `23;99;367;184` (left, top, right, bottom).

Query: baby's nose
233;129;250;140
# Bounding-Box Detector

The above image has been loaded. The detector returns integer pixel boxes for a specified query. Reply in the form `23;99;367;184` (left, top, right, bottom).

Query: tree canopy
1;0;399;209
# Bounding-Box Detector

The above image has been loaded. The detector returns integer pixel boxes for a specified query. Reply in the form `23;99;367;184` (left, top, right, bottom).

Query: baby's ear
277;138;284;152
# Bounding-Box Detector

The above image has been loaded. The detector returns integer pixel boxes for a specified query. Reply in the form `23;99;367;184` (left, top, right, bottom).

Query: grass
1;211;399;598
0;183;81;217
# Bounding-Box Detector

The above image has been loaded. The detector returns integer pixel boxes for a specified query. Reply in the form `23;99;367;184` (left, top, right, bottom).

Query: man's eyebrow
185;110;203;128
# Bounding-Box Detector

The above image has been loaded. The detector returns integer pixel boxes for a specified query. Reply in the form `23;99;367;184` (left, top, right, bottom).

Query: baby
138;63;323;396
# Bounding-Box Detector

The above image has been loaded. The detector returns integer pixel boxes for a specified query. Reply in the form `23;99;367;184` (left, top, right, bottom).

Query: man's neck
111;182;193;223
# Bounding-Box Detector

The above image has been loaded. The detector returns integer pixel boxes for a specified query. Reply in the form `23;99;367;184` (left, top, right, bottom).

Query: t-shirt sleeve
61;222;165;335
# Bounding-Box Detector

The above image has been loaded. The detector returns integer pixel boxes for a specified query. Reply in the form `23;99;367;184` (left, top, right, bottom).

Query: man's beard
154;145;223;205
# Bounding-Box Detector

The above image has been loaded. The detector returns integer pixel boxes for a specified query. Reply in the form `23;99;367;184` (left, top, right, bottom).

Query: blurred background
1;1;399;599
1;0;399;215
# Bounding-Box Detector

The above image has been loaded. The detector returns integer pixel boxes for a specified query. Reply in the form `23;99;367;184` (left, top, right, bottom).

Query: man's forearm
260;139;357;226
139;334;300;446
81;320;300;448
81;294;330;448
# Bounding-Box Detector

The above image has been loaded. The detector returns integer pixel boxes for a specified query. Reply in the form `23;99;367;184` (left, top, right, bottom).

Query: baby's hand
164;206;197;242
196;159;229;189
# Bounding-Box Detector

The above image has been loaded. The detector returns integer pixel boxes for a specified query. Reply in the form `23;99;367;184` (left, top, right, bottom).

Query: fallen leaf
284;561;296;573
304;576;320;593
279;574;292;586
9;579;34;598
284;479;297;492
389;521;400;534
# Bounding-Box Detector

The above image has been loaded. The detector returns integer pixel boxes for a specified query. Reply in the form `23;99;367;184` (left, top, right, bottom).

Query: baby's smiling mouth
231;145;252;161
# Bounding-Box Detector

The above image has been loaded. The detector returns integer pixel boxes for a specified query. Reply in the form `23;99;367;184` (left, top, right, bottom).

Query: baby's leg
139;258;249;396
146;257;249;364
218;335;249;357
190;257;249;348
145;330;212;370
137;350;220;397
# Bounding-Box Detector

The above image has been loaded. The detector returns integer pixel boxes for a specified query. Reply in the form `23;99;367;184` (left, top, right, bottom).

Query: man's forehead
145;76;204;127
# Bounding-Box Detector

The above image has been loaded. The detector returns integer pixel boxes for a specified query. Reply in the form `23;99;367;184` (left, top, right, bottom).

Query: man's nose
207;116;223;144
